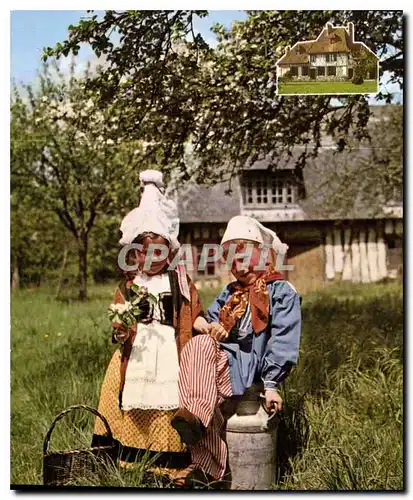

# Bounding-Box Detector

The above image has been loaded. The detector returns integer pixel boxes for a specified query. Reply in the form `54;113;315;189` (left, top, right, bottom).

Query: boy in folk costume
171;215;302;486
92;170;211;475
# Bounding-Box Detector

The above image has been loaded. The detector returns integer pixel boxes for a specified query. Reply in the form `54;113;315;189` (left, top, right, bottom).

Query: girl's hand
113;323;130;344
192;317;229;341
193;316;211;335
207;322;229;342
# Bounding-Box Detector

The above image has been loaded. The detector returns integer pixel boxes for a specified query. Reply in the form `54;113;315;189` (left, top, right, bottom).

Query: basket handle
43;404;113;456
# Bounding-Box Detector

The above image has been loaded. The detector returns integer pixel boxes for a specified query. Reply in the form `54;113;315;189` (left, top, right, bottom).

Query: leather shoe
171;408;206;446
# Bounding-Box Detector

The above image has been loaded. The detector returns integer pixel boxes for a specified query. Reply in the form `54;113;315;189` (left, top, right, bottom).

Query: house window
317;66;326;77
327;66;337;76
271;179;284;204
326;54;338;63
246;179;253;203
242;174;297;207
285;182;294;203
301;65;309;76
256;178;268;204
290;66;298;76
310;55;316;63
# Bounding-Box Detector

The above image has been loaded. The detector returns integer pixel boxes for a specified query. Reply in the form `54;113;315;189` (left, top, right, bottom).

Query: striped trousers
178;334;233;480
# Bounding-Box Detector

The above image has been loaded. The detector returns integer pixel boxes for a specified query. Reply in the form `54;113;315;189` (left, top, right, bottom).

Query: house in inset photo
276;22;379;95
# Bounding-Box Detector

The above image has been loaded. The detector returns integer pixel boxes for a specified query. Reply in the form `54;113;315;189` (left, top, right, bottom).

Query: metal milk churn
225;383;279;490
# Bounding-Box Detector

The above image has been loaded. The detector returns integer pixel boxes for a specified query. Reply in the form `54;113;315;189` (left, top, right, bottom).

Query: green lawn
278;80;378;95
11;281;403;489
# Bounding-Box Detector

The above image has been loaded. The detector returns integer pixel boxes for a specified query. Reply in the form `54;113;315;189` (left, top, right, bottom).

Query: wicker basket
43;405;118;486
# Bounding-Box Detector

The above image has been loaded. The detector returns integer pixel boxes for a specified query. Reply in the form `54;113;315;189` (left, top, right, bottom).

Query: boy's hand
207;322;229;341
264;389;283;414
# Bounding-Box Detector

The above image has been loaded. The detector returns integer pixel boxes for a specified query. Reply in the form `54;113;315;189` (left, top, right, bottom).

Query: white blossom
109;302;133;315
85;98;94;110
56;119;67;130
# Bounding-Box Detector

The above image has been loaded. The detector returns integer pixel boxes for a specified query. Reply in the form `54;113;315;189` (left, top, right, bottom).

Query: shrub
352;75;364;85
283;70;293;81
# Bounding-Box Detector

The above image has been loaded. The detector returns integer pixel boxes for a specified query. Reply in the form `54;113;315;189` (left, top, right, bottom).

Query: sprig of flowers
107;284;157;328
108;301;136;327
129;283;157;307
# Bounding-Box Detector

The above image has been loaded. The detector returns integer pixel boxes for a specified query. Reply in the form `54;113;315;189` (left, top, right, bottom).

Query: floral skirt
92;349;190;468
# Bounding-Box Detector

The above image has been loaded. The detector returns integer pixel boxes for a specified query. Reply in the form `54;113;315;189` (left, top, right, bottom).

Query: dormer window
242;172;298;207
329;33;340;44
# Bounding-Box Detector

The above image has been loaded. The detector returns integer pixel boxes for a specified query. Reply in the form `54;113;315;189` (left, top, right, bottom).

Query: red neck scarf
219;266;284;335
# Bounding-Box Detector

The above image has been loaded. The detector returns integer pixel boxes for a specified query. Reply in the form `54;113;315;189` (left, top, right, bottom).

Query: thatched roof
277;42;311;65
177;153;372;223
307;26;352;54
177;181;241;223
177;106;400;224
277;22;378;65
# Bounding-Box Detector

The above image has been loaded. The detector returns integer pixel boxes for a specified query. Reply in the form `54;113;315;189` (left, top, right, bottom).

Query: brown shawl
219;265;284;334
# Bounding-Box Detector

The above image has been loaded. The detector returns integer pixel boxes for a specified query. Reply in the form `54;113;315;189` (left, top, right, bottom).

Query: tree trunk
55;246;69;300
77;234;88;301
11;263;20;290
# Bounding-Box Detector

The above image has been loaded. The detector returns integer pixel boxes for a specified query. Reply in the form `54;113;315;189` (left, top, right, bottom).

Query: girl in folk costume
92;170;206;474
170;215;302;486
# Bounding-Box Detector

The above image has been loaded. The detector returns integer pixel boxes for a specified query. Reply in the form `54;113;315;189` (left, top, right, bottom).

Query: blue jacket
206;280;301;395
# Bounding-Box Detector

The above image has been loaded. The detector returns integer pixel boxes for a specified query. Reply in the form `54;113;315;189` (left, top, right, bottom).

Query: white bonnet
220;215;288;255
119;170;180;249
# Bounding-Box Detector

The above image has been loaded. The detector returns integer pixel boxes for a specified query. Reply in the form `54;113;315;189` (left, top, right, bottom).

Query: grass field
11;281;403;489
277;80;378;95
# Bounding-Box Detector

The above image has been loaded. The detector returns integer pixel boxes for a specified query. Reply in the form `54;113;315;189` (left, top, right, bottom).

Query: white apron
121;273;180;411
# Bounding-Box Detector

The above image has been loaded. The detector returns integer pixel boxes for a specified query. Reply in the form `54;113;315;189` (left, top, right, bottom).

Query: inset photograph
276;22;379;95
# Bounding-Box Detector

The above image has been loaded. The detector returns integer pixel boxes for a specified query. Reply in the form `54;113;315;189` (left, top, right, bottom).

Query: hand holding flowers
108;284;157;343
